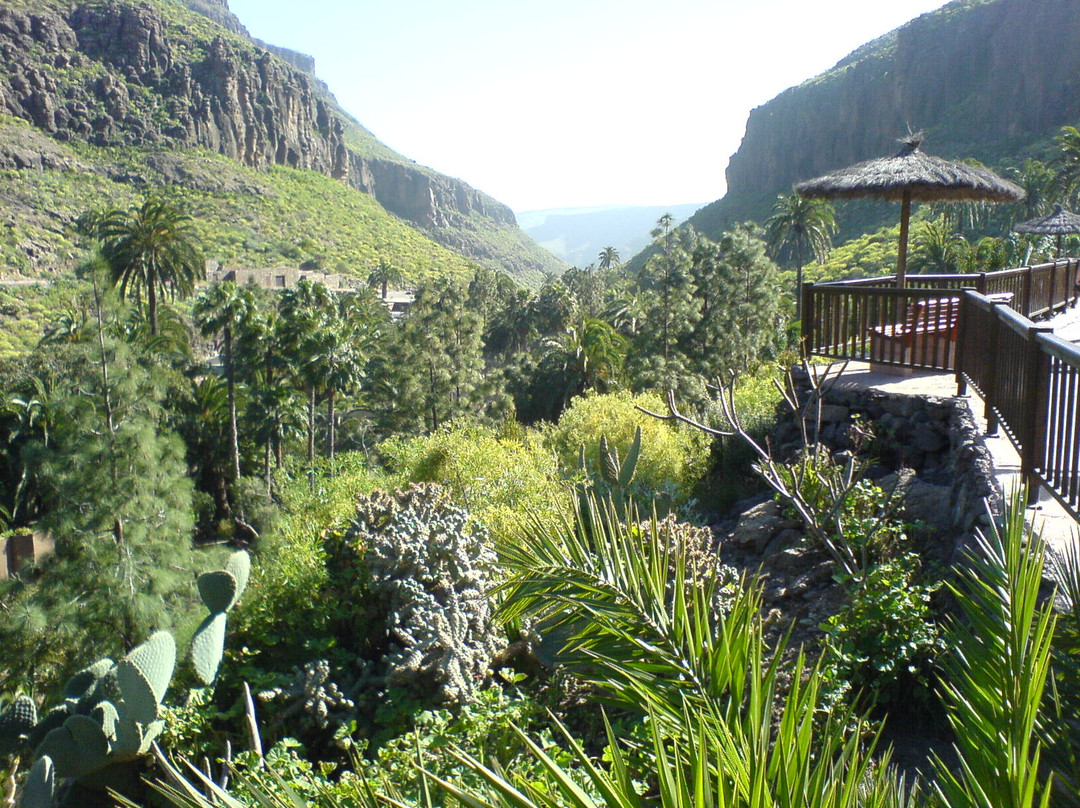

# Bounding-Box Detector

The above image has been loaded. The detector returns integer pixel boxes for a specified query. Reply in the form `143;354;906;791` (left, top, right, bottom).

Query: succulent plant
0;695;37;756
328;485;504;709
258;659;355;737
191;550;250;685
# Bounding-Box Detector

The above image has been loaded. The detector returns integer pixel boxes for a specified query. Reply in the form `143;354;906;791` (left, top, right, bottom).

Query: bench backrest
901;296;960;337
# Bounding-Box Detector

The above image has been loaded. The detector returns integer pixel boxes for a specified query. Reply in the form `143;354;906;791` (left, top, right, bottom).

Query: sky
226;0;954;215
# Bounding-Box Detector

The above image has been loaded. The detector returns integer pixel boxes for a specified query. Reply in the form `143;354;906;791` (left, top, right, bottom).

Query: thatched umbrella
1014;203;1080;257
795;134;1025;286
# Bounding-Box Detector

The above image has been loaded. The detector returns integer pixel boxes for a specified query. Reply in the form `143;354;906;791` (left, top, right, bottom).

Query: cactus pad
20;755;54;808
109;715;143;760
62;658;114;703
190;611;228;686
65;714;111;777
117;631;175;714
35;724;80;779
225;550;251;606
197;570;239;614
139;718;165;754
27;703;70;749
92;700;119;743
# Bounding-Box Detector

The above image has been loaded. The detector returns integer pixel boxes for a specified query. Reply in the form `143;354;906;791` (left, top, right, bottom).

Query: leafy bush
231;453;399;673
546;391;708;506
821;554;944;709
365;677;554;807
378;424;569;545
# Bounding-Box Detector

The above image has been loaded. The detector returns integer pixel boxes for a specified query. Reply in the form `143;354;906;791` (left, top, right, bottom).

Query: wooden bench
869;296;961;369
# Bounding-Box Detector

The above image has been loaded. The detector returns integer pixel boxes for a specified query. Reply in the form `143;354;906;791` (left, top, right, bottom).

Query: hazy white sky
226;0;952;214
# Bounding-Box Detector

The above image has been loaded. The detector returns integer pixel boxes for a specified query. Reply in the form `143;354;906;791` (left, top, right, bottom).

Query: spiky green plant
489;494;906;808
932;489;1055;808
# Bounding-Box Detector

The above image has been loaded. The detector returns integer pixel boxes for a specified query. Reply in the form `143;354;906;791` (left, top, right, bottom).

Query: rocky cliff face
0;0;548;278
705;0;1080;230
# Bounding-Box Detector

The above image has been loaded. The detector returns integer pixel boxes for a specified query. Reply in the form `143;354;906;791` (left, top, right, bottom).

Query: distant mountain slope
688;0;1080;240
0;117;480;283
0;0;564;284
518;203;703;268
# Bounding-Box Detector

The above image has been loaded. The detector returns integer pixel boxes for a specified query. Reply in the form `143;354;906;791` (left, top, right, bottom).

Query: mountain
0;0;565;285
518;203;704;268
686;0;1080;241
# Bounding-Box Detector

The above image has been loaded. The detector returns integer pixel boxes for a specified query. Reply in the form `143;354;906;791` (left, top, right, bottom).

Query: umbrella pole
896;189;911;288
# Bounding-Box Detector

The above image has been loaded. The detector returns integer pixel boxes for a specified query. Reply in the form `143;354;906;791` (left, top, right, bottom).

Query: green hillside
0;117;479;280
0;0;564;285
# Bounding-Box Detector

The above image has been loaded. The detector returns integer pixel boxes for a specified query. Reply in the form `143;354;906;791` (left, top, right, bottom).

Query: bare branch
636;390;733;438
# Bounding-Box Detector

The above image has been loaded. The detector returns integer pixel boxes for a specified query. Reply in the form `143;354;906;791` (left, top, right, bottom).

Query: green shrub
379;423;570;544
546;391;708;507
821;554;944;710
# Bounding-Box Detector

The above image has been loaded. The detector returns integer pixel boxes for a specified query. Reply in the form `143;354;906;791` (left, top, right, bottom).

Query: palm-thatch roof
794;133;1025;286
795;134;1025;203
1014;204;1080;235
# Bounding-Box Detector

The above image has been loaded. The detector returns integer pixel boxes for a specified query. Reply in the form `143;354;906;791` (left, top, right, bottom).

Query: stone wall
771;369;1001;558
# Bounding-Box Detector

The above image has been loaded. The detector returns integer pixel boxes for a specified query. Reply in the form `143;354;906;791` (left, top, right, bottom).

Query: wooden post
956;291;969;396
1022;324;1054;505
1049;261;1058;313
896;190;912;289
983;299;1006;436
1022;265;1034;317
800;282;815;360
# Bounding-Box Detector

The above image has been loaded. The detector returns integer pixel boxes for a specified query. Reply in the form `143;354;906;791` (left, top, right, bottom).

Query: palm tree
597;246;621;270
279;279;333;486
92;199;204;336
367;259;405;301
910;218;969;274
765;192;837;319
1050;125;1080;208
193;281;255;487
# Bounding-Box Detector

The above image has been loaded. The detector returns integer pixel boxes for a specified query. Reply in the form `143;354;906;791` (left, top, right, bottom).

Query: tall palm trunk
224;326;240;484
264;439;272;504
307;385;316;490
147;267;159;337
326;388;336;465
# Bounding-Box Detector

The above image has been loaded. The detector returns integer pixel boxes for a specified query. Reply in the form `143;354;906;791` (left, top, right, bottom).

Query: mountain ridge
685;0;1080;241
0;0;564;283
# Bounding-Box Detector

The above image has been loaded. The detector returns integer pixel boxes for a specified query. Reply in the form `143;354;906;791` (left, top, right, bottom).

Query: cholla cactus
259;660;355;735
329;484;504;707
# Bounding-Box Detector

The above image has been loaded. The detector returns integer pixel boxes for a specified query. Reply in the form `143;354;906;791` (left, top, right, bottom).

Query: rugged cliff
689;0;1080;238
0;0;560;282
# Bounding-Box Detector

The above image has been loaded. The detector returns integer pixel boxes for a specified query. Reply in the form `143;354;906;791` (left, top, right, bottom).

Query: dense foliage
4;123;1080;806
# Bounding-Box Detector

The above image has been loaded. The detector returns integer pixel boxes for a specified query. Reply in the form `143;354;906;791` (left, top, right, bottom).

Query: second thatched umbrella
795;134;1025;286
1014;203;1080;257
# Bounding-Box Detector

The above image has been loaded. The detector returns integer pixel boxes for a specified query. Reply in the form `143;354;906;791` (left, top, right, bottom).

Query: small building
1;529;54;580
205;264;359;292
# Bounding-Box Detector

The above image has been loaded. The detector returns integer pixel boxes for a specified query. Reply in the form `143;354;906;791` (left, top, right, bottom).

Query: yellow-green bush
545;390;709;504
378;424;570;544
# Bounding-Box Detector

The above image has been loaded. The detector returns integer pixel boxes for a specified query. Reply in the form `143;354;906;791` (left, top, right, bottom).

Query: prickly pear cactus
0;695;37;756
191;550;250;685
5;630;178;801
19;755;54;808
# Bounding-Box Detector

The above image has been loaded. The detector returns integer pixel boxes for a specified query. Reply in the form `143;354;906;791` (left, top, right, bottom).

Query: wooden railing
801;260;1080;371
801;259;1080;519
957;291;1080;517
